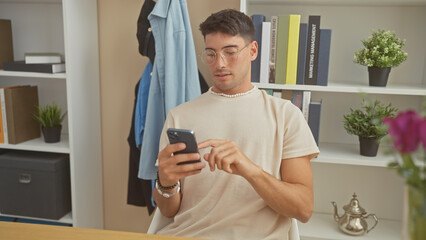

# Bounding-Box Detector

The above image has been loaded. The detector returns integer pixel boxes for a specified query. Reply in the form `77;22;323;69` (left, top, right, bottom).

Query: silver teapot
331;193;378;236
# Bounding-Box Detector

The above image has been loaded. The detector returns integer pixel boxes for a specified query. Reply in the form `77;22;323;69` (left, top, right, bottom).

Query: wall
98;0;239;233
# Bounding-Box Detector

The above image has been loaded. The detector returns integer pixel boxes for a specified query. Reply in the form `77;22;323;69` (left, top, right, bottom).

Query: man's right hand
157;143;206;187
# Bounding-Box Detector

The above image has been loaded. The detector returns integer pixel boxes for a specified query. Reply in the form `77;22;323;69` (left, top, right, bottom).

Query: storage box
0;150;71;220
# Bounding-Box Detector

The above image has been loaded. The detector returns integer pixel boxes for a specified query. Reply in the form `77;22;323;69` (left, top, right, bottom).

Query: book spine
296;23;308;85
251;14;265;83
305;16;321;85
281;90;303;110
317;29;332;86
292;90;303;110
264;89;274;96
0;89;8;144
0;20;14;69
308;101;322;146
302;90;311;121
25;55;61;64
285;15;301;85
259;22;271;84
2;61;65;73
269;16;278;83
4;88;15;144
275;15;290;85
0;98;3;144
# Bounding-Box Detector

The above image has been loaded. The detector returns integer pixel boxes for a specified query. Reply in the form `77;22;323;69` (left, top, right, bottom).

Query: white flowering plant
354;29;408;68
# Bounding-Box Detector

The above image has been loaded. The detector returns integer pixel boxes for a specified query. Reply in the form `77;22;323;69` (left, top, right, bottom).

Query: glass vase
403;185;426;240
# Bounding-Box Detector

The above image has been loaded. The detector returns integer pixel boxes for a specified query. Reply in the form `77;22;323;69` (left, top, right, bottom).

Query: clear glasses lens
202;47;240;65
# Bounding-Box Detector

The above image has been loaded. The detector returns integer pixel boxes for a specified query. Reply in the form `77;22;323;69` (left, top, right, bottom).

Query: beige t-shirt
156;87;319;240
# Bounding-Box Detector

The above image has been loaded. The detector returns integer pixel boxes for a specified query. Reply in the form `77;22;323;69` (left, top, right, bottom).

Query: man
153;9;319;239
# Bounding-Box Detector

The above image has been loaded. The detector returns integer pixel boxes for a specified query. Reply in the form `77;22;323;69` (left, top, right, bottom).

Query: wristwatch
155;180;181;198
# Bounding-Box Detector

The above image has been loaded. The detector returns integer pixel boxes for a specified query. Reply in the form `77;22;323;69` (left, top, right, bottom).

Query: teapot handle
366;213;378;233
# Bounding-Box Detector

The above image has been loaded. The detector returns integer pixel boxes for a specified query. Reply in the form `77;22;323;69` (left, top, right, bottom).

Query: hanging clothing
136;0;156;63
138;0;201;180
127;77;155;214
135;61;153;147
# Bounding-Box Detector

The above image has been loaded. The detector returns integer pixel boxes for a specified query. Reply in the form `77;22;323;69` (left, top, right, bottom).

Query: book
281;90;303;110
269;16;279;83
3;61;65;73
317;29;332;86
4;85;41;144
305;16;321;85
259;22;271;84
308;100;322;146
25;53;62;64
0;99;3;143
296;23;308;85
0;86;20;144
285;15;301;85
275;15;290;84
273;90;282;98
302;90;311;121
264;89;274;96
0;19;14;69
251;14;265;83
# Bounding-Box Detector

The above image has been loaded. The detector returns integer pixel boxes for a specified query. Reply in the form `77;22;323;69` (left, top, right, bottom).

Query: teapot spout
331;201;341;222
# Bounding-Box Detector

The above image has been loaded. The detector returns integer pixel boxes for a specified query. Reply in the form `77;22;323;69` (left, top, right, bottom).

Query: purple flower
384;110;424;153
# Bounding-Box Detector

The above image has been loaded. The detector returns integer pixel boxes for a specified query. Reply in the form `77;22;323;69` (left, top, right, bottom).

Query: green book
274;15;290;85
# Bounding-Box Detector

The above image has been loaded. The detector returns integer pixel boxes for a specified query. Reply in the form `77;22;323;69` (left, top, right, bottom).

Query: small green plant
354;29;408;68
343;99;398;139
34;103;67;128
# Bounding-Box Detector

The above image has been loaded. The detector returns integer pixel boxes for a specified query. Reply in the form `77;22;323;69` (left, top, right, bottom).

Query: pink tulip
384;110;424;153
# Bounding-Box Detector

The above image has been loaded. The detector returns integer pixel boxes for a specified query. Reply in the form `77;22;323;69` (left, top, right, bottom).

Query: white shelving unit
298;213;401;240
0;0;103;228
242;0;425;239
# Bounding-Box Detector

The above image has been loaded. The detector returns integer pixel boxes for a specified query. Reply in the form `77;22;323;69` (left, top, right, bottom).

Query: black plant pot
42;126;62;143
359;136;379;157
368;66;391;87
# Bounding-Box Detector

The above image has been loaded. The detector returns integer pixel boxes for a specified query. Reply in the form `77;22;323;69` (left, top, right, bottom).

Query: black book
317;29;332;86
3;61;65;73
251;14;265;82
308;100;322;146
304;16;321;85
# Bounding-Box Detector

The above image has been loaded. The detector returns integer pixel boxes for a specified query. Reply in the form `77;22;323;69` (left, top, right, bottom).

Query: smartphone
167;128;200;165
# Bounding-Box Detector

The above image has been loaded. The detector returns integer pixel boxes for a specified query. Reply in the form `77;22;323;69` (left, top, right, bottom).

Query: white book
259;22;271;84
269;16;278;83
25;53;62;64
302;90;311;122
0;88;8;144
272;90;282;98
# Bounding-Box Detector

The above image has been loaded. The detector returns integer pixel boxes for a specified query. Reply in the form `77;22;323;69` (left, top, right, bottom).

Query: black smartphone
167;128;200;165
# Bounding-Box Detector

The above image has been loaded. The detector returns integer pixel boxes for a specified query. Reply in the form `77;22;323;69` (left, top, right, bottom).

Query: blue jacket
138;0;201;180
135;61;153;148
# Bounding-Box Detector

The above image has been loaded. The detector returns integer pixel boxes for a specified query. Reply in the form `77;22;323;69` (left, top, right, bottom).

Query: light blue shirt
135;61;153;148
138;0;201;180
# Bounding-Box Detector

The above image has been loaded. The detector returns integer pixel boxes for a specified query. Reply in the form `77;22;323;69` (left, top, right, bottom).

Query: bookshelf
0;0;103;228
242;0;425;239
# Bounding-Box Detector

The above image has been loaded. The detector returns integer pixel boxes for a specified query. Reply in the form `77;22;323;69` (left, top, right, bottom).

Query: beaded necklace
208;86;256;98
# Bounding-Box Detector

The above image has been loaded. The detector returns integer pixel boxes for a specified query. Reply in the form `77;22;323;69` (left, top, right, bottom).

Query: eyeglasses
201;43;251;65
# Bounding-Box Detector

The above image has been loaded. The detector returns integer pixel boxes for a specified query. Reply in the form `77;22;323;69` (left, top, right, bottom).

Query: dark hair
199;9;255;43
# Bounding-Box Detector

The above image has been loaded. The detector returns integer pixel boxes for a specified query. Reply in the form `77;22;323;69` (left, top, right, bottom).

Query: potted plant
33;103;67;143
343;98;397;156
354;29;408;87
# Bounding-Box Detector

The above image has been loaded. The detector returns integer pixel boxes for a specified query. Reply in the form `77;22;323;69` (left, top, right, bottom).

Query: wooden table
0;222;203;240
